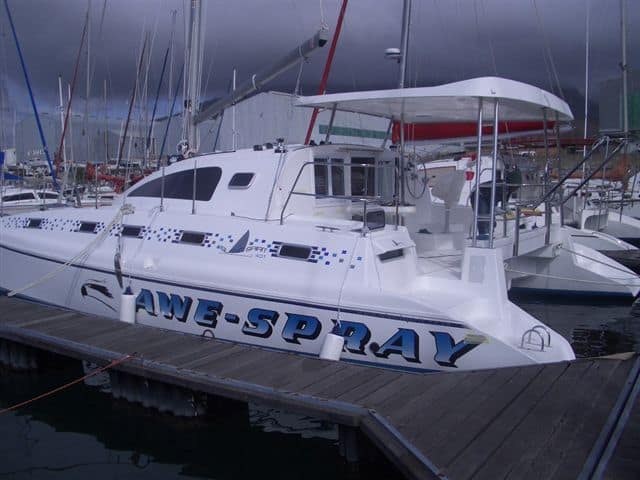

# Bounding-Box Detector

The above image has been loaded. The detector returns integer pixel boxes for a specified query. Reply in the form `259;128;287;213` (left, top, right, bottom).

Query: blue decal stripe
0;243;466;329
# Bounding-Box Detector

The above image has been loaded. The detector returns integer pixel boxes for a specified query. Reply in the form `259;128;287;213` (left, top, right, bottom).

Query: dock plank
604;395;640;480
522;359;627;480
336;370;402;404
469;360;595;480
240;355;332;390
550;359;634;480
442;362;568;480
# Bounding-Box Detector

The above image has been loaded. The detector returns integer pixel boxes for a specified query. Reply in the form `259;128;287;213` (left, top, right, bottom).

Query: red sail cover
391;121;555;143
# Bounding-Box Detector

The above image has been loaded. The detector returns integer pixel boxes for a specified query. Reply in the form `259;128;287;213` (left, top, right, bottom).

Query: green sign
319;124;387;140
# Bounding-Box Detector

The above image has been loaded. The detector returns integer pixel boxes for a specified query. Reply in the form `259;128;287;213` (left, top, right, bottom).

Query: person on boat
470;169;518;239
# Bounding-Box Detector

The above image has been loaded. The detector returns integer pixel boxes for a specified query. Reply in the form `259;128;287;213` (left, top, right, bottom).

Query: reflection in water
249;405;339;441
570;326;636;358
510;293;639;357
0;356;398;479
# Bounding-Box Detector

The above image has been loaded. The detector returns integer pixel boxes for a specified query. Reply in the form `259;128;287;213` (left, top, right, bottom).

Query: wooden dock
0;296;638;480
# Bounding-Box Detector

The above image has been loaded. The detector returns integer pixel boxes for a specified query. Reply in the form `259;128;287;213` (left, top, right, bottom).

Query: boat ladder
520;325;551;351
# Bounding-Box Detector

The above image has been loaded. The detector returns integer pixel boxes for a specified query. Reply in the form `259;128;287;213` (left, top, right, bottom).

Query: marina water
0;295;637;479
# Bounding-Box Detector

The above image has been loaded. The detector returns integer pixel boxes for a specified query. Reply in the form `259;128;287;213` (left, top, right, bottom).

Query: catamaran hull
0;242;569;373
508;230;640;298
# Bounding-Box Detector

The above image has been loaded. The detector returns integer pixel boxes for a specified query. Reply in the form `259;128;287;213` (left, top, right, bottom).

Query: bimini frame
296;76;574;249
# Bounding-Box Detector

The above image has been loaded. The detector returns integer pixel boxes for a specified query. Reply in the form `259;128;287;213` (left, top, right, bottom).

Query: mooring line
0;352;136;415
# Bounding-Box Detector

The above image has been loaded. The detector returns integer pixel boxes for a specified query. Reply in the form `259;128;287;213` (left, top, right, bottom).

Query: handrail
279;160;390;226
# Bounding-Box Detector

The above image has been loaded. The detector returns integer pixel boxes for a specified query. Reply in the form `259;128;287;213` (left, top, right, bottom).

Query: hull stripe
0;243;466;329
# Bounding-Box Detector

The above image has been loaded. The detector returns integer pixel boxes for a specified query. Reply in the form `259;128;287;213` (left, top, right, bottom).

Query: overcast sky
1;0;638;119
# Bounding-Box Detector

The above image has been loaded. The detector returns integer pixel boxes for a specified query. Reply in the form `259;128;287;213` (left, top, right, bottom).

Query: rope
7;204;135;297
506;268;640;287
0;352;136;415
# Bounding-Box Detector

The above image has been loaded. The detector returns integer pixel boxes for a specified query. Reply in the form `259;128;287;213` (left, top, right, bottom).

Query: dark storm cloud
1;0;639;118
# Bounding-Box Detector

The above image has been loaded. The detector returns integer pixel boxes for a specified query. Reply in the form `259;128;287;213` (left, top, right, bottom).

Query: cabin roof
296;76;573;123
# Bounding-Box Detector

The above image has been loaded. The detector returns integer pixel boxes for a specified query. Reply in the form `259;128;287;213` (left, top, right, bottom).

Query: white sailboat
1;185;60;215
0;76;577;372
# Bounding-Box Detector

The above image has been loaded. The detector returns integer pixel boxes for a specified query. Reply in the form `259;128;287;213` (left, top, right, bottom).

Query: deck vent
228;173;255;189
179;231;206;245
78;221;98;233
26;218;43;229
121;225;143;238
278;244;311;260
378;249;404;262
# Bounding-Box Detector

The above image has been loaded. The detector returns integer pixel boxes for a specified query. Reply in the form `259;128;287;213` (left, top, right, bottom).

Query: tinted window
3;192;36;202
128;166;222;201
121;225;143;237
314;159;328;196
180;231;206;245
331;158;345;196
78;222;98;233
351;157;375;196
42;193;59;199
27;218;43;229
279;244;311;260
228;172;255;188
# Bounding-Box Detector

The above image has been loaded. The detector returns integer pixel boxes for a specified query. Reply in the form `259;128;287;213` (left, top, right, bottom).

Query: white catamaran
0;77;579;372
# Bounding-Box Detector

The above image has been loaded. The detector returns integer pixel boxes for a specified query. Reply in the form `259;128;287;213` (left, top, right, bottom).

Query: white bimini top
296;76;573;123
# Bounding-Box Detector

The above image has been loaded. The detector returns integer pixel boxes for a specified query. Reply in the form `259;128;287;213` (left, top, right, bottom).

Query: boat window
128;166;222;201
379;249;404;261
351;157;376;196
26;218;43;229
228;172;255;189
278;244;311;260
314;158;345;197
314;158;329;196
179;231;206;245
41;193;59;199
2;192;36;202
121;225;143;238
78;221;98;233
330;158;345;196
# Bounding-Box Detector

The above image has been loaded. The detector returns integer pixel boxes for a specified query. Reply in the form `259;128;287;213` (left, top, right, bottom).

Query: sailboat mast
398;0;411;205
58;75;67;164
185;0;203;153
86;0;91;167
398;0;411;89
3;0;58;189
620;0;628;138
583;0;590;160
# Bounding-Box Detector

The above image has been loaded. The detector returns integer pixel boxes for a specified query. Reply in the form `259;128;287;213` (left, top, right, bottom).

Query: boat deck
0;296;638;480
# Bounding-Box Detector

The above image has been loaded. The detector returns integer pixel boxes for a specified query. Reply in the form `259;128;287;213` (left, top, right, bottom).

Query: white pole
86;0;91;167
621;0;628;137
582;0;590;161
232;68;237;150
